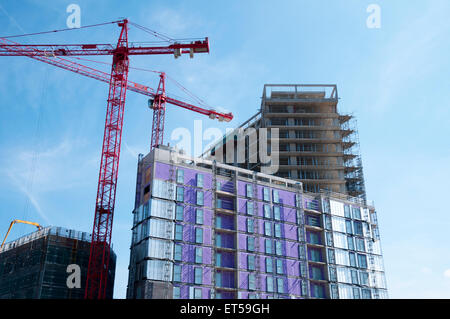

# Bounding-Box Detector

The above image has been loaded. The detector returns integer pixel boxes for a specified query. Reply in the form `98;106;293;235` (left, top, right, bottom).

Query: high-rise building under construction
203;84;366;200
126;146;387;299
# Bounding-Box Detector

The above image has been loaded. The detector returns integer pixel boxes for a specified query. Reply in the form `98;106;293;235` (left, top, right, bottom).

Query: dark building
0;226;116;299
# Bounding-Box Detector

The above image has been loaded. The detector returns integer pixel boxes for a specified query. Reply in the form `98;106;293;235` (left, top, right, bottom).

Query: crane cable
19;66;49;236
128;21;175;43
0;20;123;39
67;56;213;108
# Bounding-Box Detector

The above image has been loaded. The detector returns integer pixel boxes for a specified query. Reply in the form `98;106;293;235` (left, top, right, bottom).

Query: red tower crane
0;19;233;299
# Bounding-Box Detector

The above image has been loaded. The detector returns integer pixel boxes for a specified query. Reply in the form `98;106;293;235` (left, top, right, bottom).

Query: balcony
278;164;345;171
271;136;342;144
264;112;340;118
266;123;342;131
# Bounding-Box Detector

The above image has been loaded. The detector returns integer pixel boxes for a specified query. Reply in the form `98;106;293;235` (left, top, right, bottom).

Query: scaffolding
340;115;367;201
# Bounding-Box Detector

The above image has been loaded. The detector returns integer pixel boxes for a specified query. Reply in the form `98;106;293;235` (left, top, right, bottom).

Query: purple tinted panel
283;223;298;241
278;189;296;207
286;259;299;276
285;241;299;259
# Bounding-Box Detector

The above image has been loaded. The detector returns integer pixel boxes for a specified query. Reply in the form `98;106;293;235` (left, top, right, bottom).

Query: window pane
264;222;272;236
173;286;181;299
248;255;255;271
194;268;202;284
266;277;274;292
345;220;353;234
274;224;281;238
175;205;183;221
247;201;254;215
310;249;321;262
299;262;307;277
347;236;355;250
263;188;270;201
175;225;183;241
216;252;222;267
194;288;202;299
358;254;367;269
356;238;365;252
344;205;351;218
353;287;361;299
298;245;306;259
196;209;204;225
264;205;271;219
176;169;184;184
349;252;357;267
307;216;321;227
197;174;204;188
246;184;253;198
309;232;320;244
196;191;204;206
266;258;273;273
174;244;182;261
360;271;369;285
273;190;279;203
325;232;333;246
248;273;256;290
247;219;254;233
329;266;337;281
275;241;282;256
311;266;323;280
195;247;202;263
277;278;284;293
351;269;359;284
354;221;363;236
247;236;255;252
173;265;181;282
274;206;281;221
362;289;372;299
176;187;184;202
265;239;272;254
276;259;283;274
195;228;203;244
327;248;336;264
352;207;362;219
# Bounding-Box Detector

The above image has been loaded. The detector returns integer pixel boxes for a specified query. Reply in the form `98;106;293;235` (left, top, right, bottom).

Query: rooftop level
263;84;338;101
0;226;92;253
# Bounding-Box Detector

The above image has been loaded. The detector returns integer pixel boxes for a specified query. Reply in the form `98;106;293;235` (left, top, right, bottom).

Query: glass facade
127;147;388;299
323;199;388;299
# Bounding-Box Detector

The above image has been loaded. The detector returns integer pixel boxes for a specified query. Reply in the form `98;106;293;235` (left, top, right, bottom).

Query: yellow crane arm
1;219;43;249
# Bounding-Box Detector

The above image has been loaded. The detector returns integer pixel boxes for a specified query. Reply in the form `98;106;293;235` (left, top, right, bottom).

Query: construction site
0;17;388;300
202;84;366;200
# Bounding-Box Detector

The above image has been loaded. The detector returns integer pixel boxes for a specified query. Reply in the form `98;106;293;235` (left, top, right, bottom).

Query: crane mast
0;19;233;299
86;19;129;299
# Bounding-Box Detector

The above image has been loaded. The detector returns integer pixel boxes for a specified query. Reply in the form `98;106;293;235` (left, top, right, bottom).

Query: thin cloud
372;2;450;113
6;171;50;224
146;7;202;36
0;4;26;33
444;269;450;279
123;141;145;159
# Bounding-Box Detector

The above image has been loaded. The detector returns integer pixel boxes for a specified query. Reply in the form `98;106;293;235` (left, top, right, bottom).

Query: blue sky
0;0;449;299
